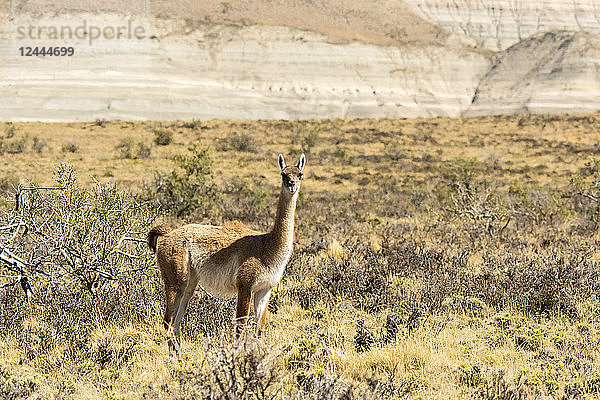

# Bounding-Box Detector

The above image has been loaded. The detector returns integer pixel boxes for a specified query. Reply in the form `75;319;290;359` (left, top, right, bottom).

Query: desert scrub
115;138;152;159
569;158;600;231
61;139;78;153
220;132;259;152
153;129;173;146
4;122;15;138
0;163;159;300
147;143;218;219
3;115;600;399
0;136;27;154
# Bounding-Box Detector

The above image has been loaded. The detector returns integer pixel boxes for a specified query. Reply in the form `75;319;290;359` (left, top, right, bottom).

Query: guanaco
148;153;305;347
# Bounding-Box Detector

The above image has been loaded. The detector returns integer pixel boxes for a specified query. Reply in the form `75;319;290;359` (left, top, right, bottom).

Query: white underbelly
195;257;239;298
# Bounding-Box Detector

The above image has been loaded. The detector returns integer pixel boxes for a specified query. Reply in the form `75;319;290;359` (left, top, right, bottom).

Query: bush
149;143;218;218
569;158;600;230
4;124;15;138
32;137;47;153
61;140;78;153
182;119;204;129
221;132;258;152
303;125;319;153
0;137;26;154
0;163;159;299
153;129;173;146
115;138;152;159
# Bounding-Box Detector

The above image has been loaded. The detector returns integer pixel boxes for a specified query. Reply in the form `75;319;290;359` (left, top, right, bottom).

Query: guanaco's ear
278;154;286;171
297;153;306;171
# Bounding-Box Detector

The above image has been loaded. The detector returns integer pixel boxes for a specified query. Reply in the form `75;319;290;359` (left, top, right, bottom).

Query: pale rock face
466;31;600;116
407;0;600;51
2;6;600;120
0;14;488;121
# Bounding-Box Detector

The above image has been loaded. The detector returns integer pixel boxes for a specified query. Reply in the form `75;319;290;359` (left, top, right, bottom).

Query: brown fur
147;225;172;253
150;154;305;347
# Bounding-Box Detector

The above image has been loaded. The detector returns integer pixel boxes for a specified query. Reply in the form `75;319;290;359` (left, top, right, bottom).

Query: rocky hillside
466;31;600;116
408;0;600;50
1;0;599;120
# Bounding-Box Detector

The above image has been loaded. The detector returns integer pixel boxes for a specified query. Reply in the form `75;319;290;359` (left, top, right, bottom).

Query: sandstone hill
0;0;599;120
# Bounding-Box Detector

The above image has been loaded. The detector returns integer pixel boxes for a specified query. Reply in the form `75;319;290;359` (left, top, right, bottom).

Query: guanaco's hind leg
235;286;252;337
172;273;200;345
253;288;272;335
163;284;184;352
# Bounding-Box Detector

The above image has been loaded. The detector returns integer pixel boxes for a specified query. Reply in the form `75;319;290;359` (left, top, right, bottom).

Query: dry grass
1;113;600;399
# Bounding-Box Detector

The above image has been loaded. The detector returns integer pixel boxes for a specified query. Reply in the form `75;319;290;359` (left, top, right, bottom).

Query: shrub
32;137;47;153
569;158;600;230
150;143;218;218
182;119;204;129
136;142;152;159
303;125;319;153
94;118;107;127
354;319;376;352
115;138;152;159
153;129;173;146
221;132;258;152
61;140;78;153
4;123;15;138
0;163;158;299
0;137;26;154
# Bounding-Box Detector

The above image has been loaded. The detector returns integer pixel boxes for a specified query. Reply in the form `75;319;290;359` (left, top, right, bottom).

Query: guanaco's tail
147;225;172;253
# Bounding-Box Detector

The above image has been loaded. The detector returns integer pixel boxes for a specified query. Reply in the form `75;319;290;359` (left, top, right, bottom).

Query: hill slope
466;31;600;116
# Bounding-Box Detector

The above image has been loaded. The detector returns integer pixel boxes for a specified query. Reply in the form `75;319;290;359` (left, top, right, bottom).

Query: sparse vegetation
2;113;600;398
116;138;152;159
94;118;107;127
0;137;26;154
153;129;173;146
221;132;259;152
61;139;78;153
32;137;47;153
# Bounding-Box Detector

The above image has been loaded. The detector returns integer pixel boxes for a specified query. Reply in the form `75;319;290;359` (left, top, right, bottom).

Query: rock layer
0;15;488;121
407;0;600;50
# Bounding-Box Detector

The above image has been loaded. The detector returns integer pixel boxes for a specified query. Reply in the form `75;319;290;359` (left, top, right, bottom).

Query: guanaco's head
278;153;305;195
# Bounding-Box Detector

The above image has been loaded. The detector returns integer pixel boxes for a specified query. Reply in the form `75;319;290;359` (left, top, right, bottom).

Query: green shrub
153;129;173;146
150;143;217;218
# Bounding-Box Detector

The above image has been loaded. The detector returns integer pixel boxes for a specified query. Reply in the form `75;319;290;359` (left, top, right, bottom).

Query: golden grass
2;112;600;398
2;112;598;193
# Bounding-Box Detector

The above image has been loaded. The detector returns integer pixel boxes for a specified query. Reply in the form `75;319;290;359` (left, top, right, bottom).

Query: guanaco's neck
268;185;298;255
